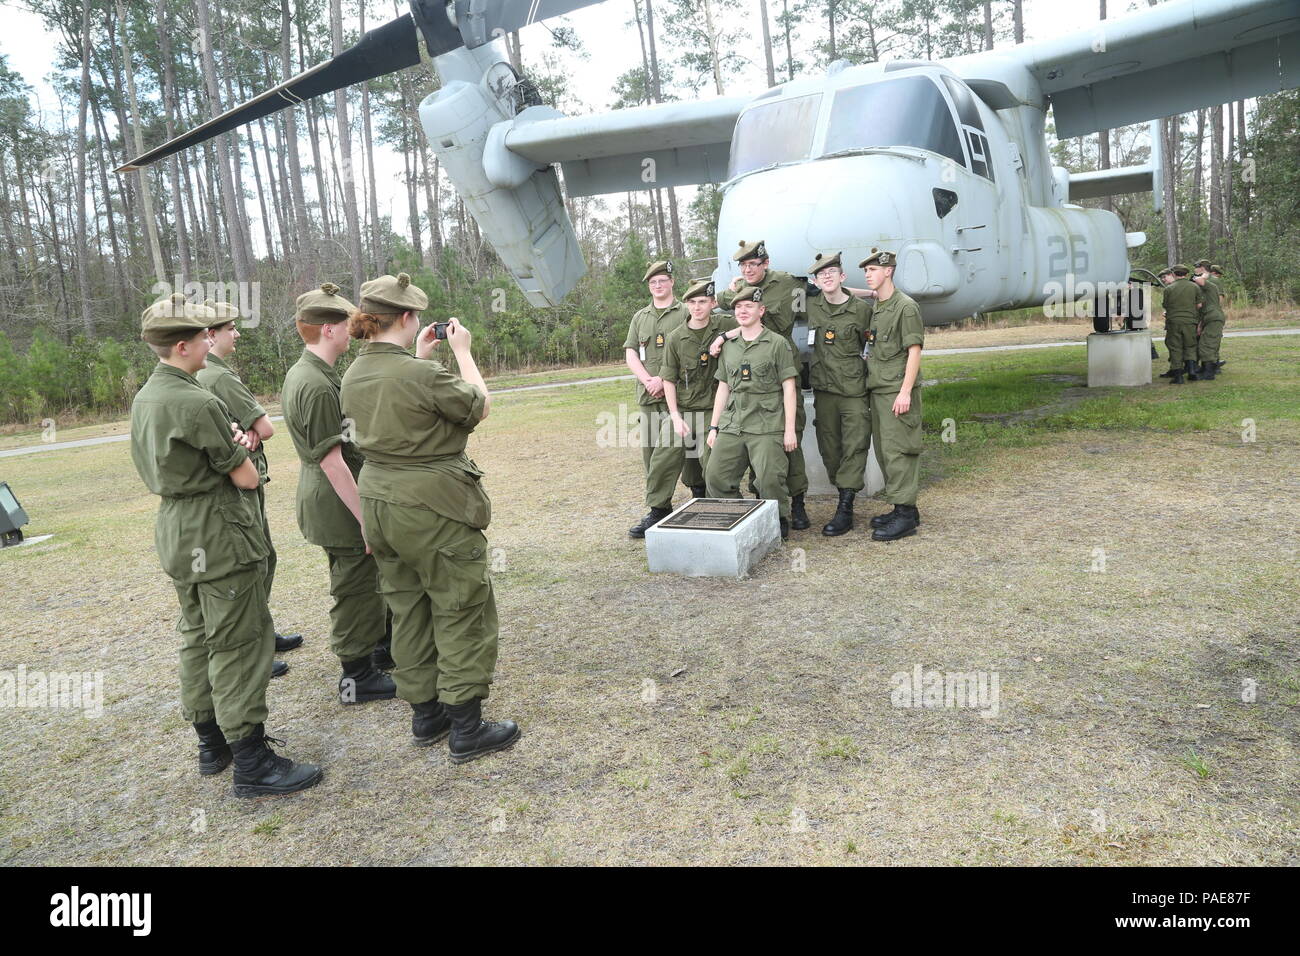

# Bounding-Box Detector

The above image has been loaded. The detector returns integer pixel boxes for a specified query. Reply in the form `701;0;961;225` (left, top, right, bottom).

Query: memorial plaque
657;498;764;532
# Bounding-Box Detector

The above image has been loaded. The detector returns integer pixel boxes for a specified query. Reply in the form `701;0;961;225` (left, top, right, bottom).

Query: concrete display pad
1087;331;1152;387
801;390;885;497
645;498;781;578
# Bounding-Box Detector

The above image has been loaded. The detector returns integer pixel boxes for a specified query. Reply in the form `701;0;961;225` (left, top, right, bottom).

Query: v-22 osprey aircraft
122;0;1300;326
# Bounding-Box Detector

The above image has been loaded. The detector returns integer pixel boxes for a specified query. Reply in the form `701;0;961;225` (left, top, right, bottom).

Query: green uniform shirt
281;348;366;549
1199;278;1225;320
130;362;266;583
623;300;689;405
661;313;738;411
717;269;809;344
1162;277;1201;321
714;327;798;435
340;342;492;530
195;353;269;483
865;290;925;392
807;292;873;396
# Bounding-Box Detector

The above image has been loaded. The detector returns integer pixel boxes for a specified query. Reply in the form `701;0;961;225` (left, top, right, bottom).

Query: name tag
807;328;816;346
639;342;647;361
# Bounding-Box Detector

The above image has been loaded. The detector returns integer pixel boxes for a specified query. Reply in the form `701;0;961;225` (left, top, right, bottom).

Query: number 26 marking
1048;234;1089;276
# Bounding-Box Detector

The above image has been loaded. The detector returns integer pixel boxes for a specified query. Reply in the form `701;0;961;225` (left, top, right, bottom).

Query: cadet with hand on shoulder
341;273;520;764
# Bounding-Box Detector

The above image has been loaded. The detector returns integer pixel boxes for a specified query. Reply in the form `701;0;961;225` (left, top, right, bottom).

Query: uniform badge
698;350;710;368
655;332;665;348
706;281;715;297
754;242;767;258
752;288;763;302
740;363;752;382
824;328;836;345
665;261;674;275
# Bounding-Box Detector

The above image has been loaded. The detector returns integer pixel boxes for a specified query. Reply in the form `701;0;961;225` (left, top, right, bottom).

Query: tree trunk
155;0;191;280
73;0;94;335
702;0;725;95
118;0;166;284
983;1;993;49
1191;109;1204;231
1013;0;1024;43
281;0;314;273
758;0;777;87
329;0;365;296
828;0;837;61
1161;116;1179;264
196;0;252;284
1209;104;1224;246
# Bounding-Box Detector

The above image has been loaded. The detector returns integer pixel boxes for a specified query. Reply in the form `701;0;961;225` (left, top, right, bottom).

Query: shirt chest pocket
874;317;903;361
752;360;779;386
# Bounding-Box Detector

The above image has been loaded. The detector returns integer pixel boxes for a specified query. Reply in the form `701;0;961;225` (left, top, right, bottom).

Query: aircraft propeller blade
117;13;420;171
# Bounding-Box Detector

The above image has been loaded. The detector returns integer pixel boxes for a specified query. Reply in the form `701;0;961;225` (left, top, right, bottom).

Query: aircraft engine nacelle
1018;204;1129;314
419;48;585;306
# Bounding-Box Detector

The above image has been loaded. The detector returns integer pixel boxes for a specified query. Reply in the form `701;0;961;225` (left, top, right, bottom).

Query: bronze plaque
657;498;765;532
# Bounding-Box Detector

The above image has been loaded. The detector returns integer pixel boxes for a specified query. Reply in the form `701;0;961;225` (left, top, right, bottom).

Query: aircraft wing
501;95;748;197
951;0;1300;138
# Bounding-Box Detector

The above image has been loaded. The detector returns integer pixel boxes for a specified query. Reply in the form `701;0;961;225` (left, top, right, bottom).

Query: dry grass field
1;326;1296;866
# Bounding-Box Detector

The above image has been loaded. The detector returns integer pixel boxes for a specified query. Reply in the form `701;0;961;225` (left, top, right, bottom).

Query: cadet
340;273;519;763
705;286;799;539
196;299;300;669
623;259;690;537
861;250;925;541
1193;261;1225;379
1161;264;1202;384
130;293;321;797
1210;264;1228;371
661;277;736;497
281;283;397;705
716;240;812;531
806;252;873;536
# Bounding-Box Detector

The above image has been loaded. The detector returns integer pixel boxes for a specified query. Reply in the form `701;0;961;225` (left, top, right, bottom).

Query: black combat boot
1170;366;1185;384
271;660;289;678
822;489;856;537
779;517;789;540
1200;361;1216;380
194;719;232;775
871;505;921;529
1184;359;1199;381
372;638;395;671
1158;369;1176;378
230;725;323;798
872;504;920;541
445;699;521;764
1215;360;1225;370
411;699;451;746
789;493;811;530
274;632;303;652
338;656;397;704
628;506;671;538
690;485;707;499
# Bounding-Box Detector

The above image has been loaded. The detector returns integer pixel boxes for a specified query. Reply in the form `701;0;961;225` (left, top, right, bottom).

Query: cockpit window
822;76;966;169
727;93;823;180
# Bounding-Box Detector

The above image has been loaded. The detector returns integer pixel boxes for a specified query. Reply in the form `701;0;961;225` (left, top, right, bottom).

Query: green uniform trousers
1166;317;1200;369
705;432;791;520
362;499;499;706
174;560;274;743
787;397;808;497
677;407;713;490
813;391;872;491
639;400;685;509
254;481;277;605
869;387;924;506
1198;318;1225;363
323;546;388;662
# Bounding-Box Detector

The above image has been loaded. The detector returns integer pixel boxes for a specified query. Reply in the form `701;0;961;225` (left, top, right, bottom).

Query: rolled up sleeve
194;399;248;474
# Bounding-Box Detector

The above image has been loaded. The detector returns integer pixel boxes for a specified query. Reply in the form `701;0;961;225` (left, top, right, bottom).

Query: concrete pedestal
1087;331;1152;387
801;390;885;497
645;498;781;578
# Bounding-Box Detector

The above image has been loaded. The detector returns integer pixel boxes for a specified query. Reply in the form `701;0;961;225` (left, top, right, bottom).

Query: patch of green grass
726;707;761;730
843;839;859;854
613;769;650;790
252;813;285;835
726;756;751;781
1180;748;1212;779
746;735;782;756
815;737;859;760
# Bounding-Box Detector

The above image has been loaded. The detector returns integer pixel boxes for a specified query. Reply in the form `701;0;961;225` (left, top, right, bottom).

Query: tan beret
732;239;768;262
808;251;843;275
141;293;217;346
859;248;897;269
358;273;428;315
295;282;356;325
683;276;716;300
643;259;674;283
730;285;765;305
203;298;241;325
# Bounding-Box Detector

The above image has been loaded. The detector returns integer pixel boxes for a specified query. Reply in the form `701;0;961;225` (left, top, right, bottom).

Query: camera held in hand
434;322;450;340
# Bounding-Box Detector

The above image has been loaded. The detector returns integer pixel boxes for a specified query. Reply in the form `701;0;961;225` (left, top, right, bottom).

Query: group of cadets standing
1156;260;1229;384
129;273;516;799
625;240;926;543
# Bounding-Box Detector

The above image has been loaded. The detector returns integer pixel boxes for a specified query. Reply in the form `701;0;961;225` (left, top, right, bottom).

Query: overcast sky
0;0;1126;246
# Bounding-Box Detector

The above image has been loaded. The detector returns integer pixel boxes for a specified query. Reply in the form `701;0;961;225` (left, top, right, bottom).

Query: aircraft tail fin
1067;121;1163;212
